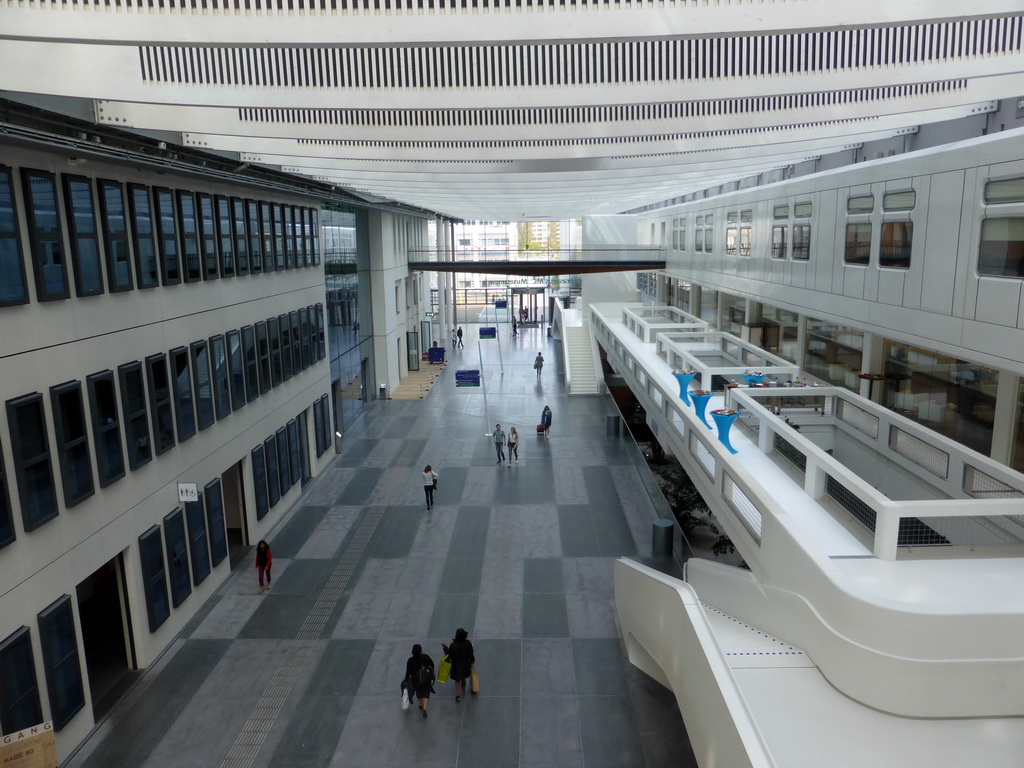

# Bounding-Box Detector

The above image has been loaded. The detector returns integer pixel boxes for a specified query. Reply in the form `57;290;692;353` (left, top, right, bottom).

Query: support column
689;284;701;318
990;370;1019;465
435;218;447;346
860;332;886;401
794;313;808;373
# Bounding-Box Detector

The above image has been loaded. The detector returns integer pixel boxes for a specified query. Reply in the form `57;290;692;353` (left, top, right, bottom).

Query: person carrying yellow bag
441;627;476;702
436;653;452;684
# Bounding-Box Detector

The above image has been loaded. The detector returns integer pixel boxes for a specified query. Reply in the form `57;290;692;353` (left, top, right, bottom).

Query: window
771;225;787;259
7;393;58;530
251;445;269;521
204;478;227;567
290;311;302;374
883;190;916;211
297;411;310;485
978;218;1024;277
273;204;285;270
37;596;85;730
198;193;219;280
703;227;713;252
313;398;325;458
984;177;1024;204
0;627;43;733
62;175;104;296
269;317;283;387
300;308;311;370
310;208;320;266
86;371;125;487
127;184;159;288
319;394;331;450
260;201;276;272
242;326;259;402
284;206;296;269
794;202;813;219
694;226;703;252
246;200;263;273
216;196;235;277
847;195;874;214
138;525;170;631
726;212;738;223
145;354;176;455
22;169;70;300
315;304;326;360
793;224;811;260
844;223;872;265
177;191;202;282
0;166;28;306
279;314;293;381
190;340;215;430
164;508;192;608
880;221;913;269
264;436;281;507
739;226;752;256
169;347;196;442
287;419;301;488
232;198;249;275
49;381;95;507
227;330;246;412
255;321;271;394
296;208;309;267
725;227;737;255
184;496;210;586
0;444;14;549
97;180;133;292
773;204;789;219
118;362;152;470
209;335;232;420
277;427;291;492
153;188;181;285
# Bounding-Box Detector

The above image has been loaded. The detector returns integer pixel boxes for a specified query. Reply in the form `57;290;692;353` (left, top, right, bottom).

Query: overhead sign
425;311;435;318
455;370;481;387
494;300;508;309
0;722;57;768
177;482;199;503
479;327;497;339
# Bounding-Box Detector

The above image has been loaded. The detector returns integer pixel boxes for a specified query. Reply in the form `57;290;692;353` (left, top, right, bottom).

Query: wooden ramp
389;361;447;399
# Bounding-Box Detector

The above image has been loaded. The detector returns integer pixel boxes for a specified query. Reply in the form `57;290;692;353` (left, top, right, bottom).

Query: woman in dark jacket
255;540;272;594
405;644;435;719
442;628;476;702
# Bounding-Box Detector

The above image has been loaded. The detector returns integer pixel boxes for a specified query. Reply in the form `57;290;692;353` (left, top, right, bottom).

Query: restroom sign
177;482;199;503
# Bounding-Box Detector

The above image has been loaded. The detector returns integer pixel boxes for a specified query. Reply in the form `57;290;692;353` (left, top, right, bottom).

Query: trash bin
546;326;552;337
379;384;387;400
605;413;621;436
652;519;674;559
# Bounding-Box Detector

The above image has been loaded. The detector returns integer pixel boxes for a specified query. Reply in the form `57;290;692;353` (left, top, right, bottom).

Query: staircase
565;326;601;395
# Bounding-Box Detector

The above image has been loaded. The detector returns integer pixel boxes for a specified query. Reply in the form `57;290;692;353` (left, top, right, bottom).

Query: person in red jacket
255;540;272;594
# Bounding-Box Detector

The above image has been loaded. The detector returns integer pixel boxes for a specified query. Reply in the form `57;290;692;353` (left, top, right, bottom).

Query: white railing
655;331;800;391
621;303;708;343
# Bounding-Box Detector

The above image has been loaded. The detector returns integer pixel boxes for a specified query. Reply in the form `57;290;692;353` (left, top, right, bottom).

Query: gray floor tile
467;639;521;696
577;695;646;768
521;638;575;695
474;593;523;639
523;558;564;593
571;638;631;695
437;556;484;593
270;506;330;558
428;593;479;638
520;696;584;768
455;695;519;768
566;594;620;638
522;593;570;637
369;506;426;559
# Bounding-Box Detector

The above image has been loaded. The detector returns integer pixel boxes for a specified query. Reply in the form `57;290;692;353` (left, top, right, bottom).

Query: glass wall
1012;379;1024;473
699;288;718;325
804;319;863;388
760;306;800;362
322;204;374;433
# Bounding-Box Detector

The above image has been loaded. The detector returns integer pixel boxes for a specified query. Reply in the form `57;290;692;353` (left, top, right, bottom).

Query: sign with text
479;327;497;339
177;482;199;503
455;370;481;387
0;722;57;768
494;300;508;309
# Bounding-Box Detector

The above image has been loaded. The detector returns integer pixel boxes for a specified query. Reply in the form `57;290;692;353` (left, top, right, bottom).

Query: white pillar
990;369;1018;465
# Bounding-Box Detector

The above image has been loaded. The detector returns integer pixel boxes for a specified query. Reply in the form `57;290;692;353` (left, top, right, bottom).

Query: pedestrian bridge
408;248;665;276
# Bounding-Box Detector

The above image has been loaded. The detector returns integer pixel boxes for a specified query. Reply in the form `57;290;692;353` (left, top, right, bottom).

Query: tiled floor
67;325;697;768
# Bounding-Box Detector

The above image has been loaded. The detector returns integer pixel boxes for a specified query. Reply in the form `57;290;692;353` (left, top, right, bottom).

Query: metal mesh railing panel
774;433;806;475
723;473;762;543
690;432;715;478
963;465;1024;499
837;398;879;439
889;426;949;479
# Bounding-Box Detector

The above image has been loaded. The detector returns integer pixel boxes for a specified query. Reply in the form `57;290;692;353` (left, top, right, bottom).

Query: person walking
511;317;518;337
534;352;544;377
255;540;272;594
441;628;476;702
493;424;506;464
422;465;439;509
404;644;435;719
541;405;552;438
507;427;519;465
456;327;464;348
452;328;458;348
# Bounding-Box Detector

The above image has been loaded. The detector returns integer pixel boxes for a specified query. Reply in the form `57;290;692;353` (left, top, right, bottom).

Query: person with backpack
404;644;435;719
541;405;552;438
441;628;476;702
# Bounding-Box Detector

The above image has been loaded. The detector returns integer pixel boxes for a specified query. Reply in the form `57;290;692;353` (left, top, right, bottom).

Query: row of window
0;165;321;307
0;304;326;550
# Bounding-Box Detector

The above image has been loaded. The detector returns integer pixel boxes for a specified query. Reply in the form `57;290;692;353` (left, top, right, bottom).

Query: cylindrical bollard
605;413;621;436
652;519;674;559
379;383;387;399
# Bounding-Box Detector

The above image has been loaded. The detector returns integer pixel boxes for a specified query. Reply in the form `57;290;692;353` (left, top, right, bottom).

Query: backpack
418;661;434;686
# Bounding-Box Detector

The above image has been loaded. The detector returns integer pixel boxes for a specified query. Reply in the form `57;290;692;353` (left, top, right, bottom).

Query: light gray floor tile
296;507;362;559
474;593;523;639
566;594;620;638
520;696;584;768
188;594;264;639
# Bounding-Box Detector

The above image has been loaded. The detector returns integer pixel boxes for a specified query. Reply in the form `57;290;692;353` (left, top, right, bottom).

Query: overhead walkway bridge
408;247;665;276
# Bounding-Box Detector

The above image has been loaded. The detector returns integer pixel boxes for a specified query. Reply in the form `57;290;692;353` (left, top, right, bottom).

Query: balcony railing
408;247;665;263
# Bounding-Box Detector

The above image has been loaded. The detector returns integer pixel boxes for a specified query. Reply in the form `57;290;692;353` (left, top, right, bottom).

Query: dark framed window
310;207;320;266
127;184;159;288
209;335;232;420
198;193;219;280
739;226;752;256
272;203;285;270
190;341;215;430
264;436;280;507
844;223;872;265
145;354;176;455
251;444;269;520
61;175;104;296
37;595;85;731
0;445;15;549
296;207;308;267
246;200;263;273
725;227;737;255
227;329;246;412
232;198;249;275
260;201;275;273
287;419;301;487
297;412;310;485
153;188;181;285
138;525;170;631
241;325;259;402
0;627;43;733
184;496;210;586
6;393;58;531
269;317;283;387
289;311;302;374
169;347;196;442
285;206;298;269
279;314;293;381
21;168;70;300
793;224;811;261
978;218;1024;277
86;371;125;488
771;225;787;259
0;166;29;306
315;304;326;359
300;307;311;370
313;398;325;457
320;394;331;452
204;478;227;566
277;427;291;492
97;179;133;292
164;508;191;608
216;196;235;277
118;362;152;470
177;190;202;282
49;381;95;507
880;221;913;270
255;321;271;394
